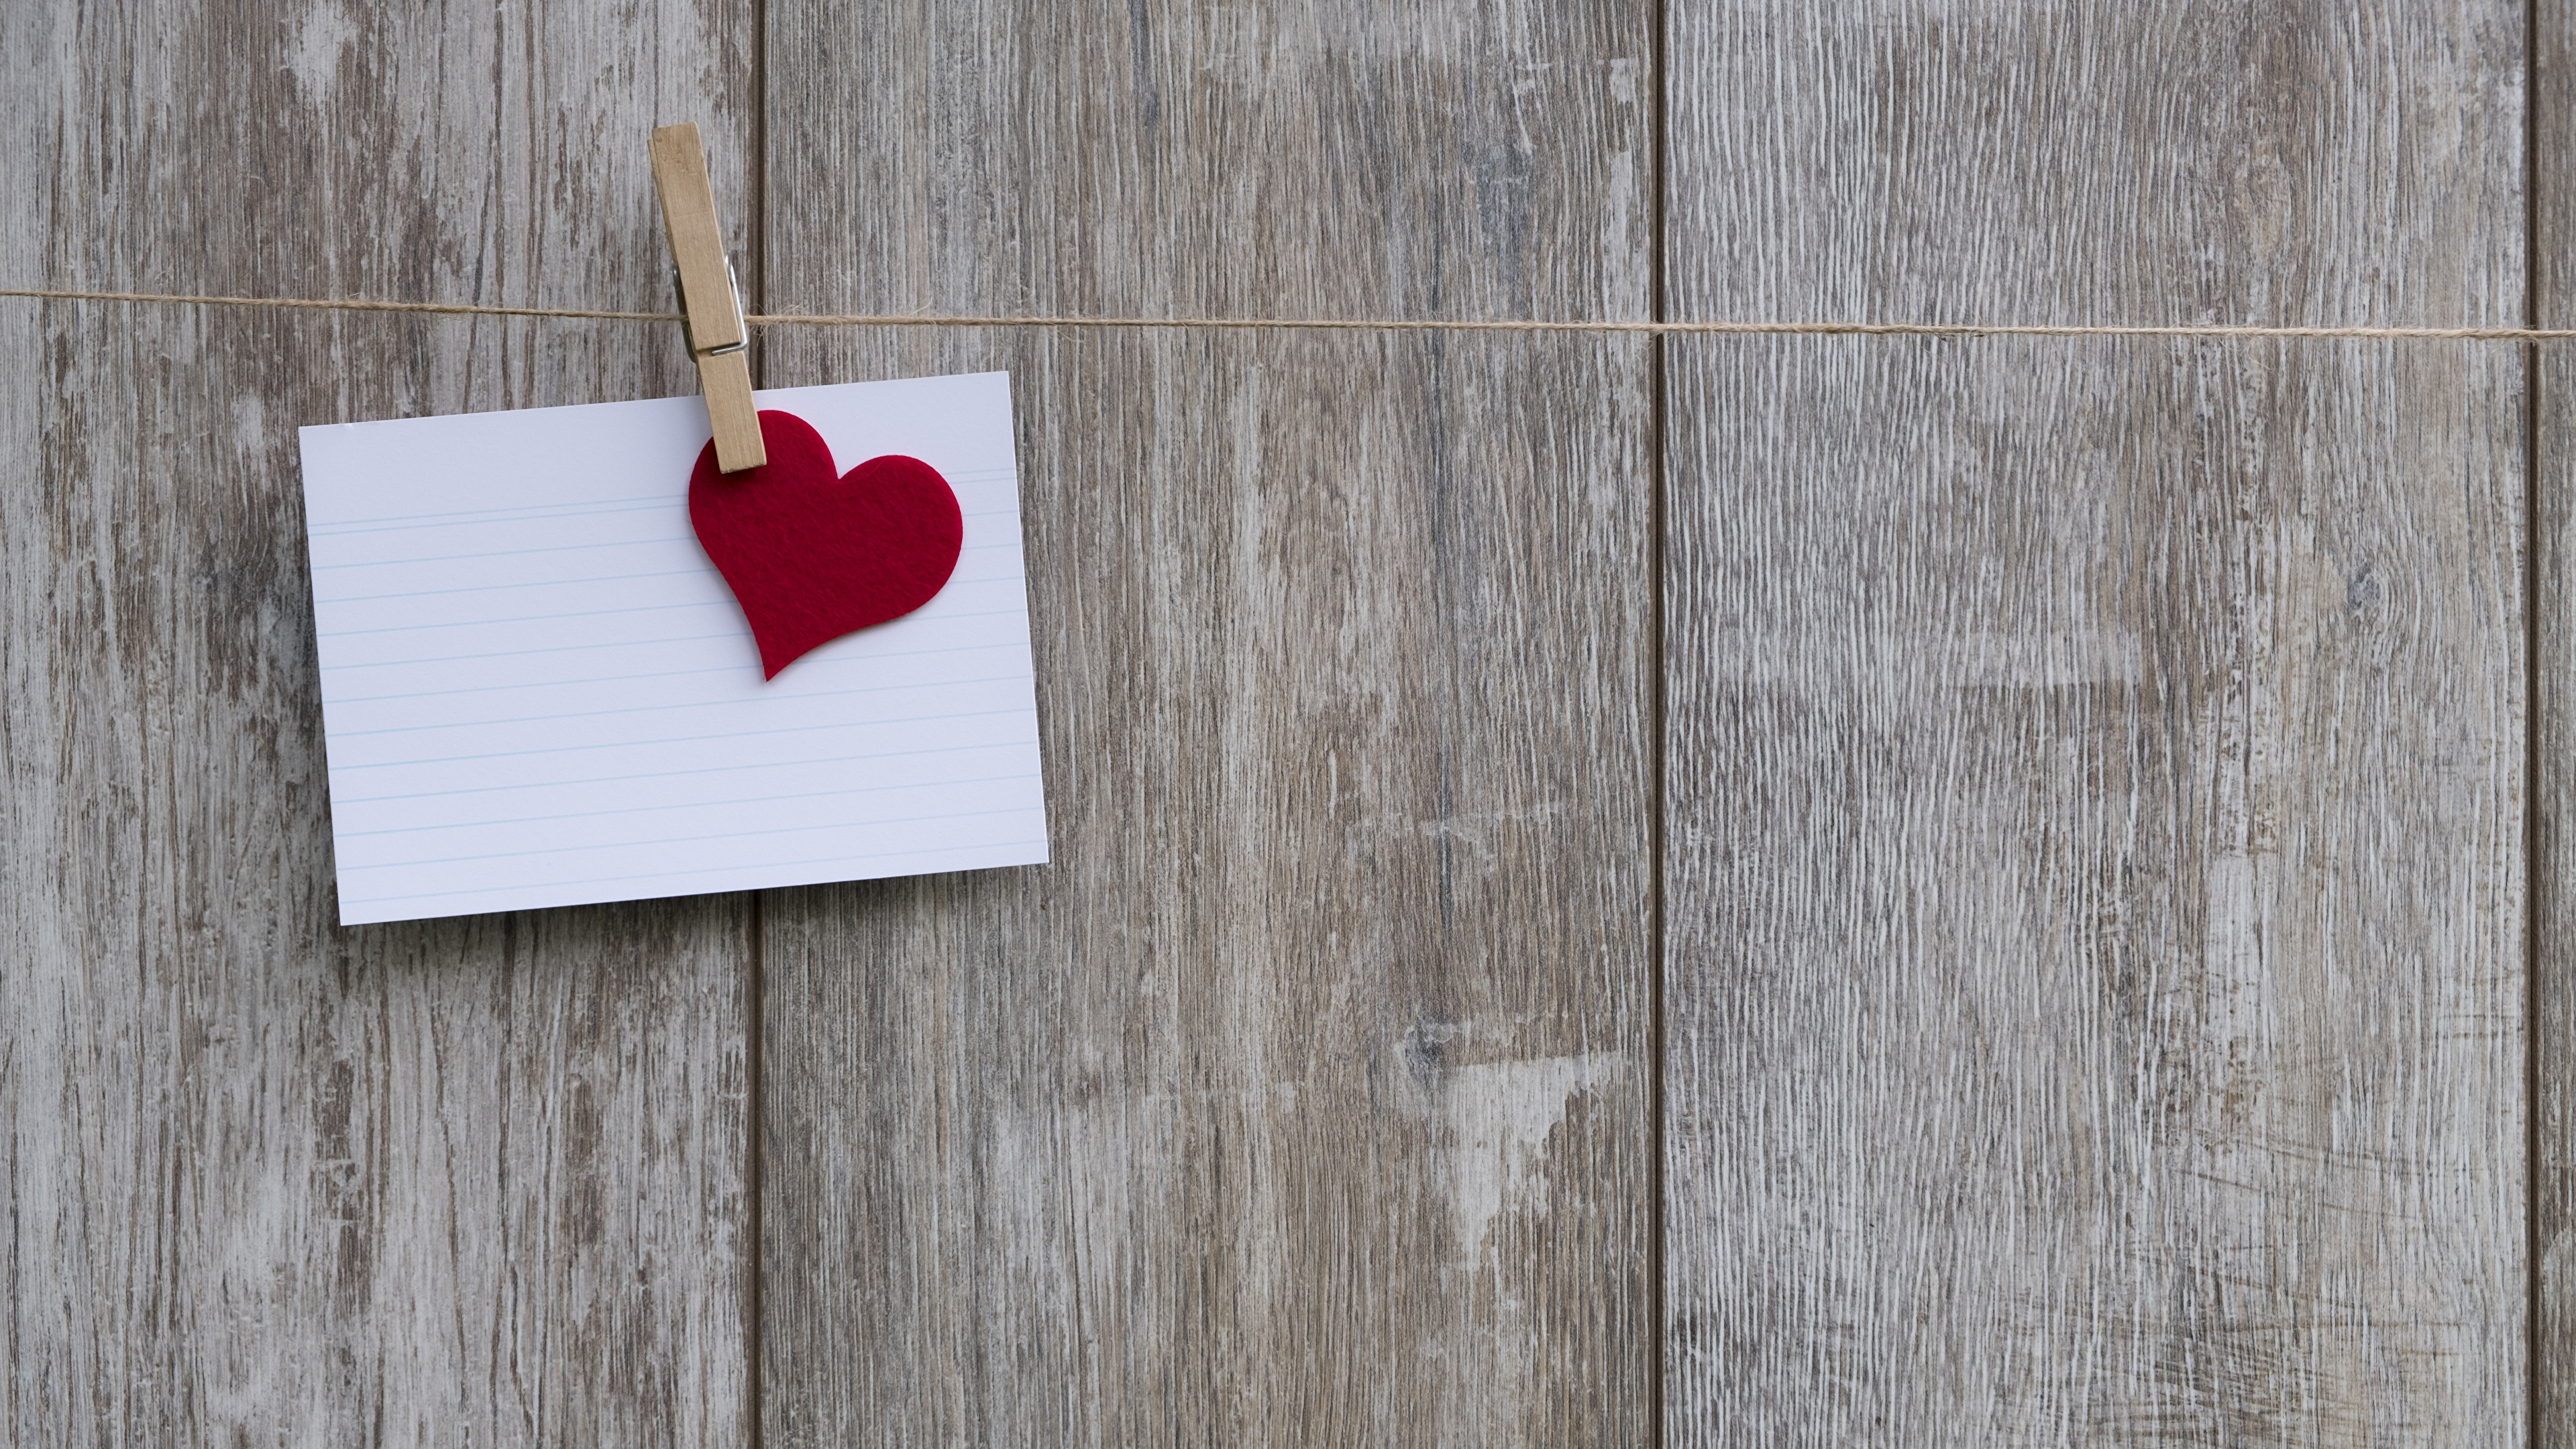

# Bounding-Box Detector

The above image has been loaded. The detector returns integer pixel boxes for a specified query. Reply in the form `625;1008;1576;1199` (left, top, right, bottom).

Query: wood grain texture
2538;1;2576;1438
1664;3;2526;1442
756;2;1656;1444
0;3;754;1444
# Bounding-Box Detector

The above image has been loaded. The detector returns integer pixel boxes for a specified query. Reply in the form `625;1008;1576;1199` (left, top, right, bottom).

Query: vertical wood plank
1666;4;2526;1442
756;3;1656;1444
0;4;755;1444
2537;0;2575;1436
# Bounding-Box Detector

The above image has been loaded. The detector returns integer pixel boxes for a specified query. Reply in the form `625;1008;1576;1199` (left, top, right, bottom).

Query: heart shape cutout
690;409;965;679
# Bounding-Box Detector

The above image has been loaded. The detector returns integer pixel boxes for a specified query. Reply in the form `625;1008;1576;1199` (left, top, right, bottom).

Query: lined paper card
299;372;1049;926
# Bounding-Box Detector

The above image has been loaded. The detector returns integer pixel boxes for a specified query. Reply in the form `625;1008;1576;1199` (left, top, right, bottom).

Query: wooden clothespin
649;123;765;472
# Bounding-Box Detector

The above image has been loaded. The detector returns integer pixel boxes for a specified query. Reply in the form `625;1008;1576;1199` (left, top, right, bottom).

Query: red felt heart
690;409;965;679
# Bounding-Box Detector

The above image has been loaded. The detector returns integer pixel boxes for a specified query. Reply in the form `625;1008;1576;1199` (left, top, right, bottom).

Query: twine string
3;284;2570;341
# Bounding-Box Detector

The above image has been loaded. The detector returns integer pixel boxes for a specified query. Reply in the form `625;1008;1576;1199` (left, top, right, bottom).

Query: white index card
297;372;1049;926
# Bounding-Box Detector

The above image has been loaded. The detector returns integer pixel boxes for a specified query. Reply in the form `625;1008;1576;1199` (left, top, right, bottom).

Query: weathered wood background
0;0;2548;1443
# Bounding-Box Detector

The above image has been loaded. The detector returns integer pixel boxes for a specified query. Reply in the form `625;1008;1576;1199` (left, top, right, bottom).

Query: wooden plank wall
1665;1;2527;1442
1;3;755;1446
2539;0;2574;1438
753;2;1655;1443
0;0;2554;1444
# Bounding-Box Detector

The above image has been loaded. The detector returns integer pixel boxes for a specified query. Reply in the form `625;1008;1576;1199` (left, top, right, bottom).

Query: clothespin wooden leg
649;122;766;472
693;350;761;469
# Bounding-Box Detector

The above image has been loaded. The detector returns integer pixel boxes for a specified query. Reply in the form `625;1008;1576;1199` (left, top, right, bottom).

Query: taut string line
3;284;2570;341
